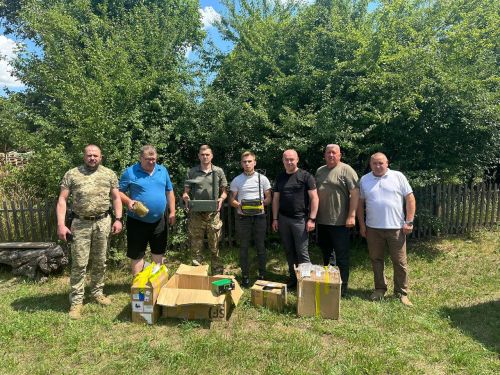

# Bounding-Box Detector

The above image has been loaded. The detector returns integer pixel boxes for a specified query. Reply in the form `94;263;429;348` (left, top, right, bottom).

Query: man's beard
84;162;100;171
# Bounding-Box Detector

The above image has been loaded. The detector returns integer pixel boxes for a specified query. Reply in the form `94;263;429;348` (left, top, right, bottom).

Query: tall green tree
201;0;499;183
1;0;203;195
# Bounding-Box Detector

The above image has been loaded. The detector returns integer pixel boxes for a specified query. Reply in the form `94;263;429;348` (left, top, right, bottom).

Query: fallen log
0;242;68;279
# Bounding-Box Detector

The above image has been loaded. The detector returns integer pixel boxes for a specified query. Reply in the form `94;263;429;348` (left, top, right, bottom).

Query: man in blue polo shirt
119;145;176;276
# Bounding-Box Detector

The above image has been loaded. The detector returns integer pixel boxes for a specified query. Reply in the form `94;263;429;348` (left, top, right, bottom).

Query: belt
73;212;109;221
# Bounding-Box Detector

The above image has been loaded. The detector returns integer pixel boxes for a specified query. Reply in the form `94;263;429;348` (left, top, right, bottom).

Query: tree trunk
0;242;68;279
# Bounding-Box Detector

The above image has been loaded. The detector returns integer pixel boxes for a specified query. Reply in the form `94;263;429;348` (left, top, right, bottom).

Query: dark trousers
318;224;350;290
278;215;310;281
238;214;267;277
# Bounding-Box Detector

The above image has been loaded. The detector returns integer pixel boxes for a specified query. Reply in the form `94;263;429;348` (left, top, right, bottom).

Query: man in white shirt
357;152;416;306
230;151;271;287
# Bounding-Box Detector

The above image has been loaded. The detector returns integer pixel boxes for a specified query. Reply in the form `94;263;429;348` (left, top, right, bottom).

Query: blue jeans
237;214;267;277
318;224;350;290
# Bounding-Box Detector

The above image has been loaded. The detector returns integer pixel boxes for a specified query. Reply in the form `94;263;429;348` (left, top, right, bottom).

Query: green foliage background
0;0;498;196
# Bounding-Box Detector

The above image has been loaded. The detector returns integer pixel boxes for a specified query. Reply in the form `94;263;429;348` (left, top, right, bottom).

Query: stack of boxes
130;262;342;324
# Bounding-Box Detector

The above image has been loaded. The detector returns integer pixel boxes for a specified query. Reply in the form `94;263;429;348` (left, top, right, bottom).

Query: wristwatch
405;220;414;225
115;217;123;223
308;217;316;222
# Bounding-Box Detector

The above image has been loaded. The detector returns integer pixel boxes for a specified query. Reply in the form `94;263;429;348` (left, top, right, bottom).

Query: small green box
211;278;235;296
189;200;218;212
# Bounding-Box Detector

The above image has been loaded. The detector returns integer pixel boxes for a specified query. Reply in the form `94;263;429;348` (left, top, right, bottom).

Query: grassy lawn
0;231;498;375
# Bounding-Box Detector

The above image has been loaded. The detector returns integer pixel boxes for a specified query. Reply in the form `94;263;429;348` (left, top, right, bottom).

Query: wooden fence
0;183;499;244
411;183;500;238
0;199;57;242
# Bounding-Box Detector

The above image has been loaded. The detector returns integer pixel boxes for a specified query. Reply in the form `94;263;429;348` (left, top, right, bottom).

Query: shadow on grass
10;280;130;314
441;300;500;354
104;281;131;295
11;292;68;313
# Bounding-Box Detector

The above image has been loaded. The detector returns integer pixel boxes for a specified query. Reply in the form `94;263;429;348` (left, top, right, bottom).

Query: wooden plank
3;201;12;241
11;200;21;240
460;184;468;234
19;200;29;240
36;200;44;241
478;182;485;228
445;184;452;234
494;184;499;226
0;202;5;242
427;185;433;238
0;242;56;249
44;199;52;240
467;184;474;232
454;185;463;234
435;184;442;237
28;199;37;241
485;183;493;228
449;184;456;234
471;184;479;231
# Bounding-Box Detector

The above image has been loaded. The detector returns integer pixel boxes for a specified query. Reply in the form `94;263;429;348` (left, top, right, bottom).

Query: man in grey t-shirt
315;144;359;297
229;151;271;287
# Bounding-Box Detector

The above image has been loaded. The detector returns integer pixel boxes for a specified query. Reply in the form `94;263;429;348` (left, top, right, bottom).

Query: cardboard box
296;264;342;319
157;264;243;321
251;280;288;312
131;265;169;324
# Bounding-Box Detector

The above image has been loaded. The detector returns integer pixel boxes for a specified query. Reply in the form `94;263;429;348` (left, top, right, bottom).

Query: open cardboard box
157;264;243;320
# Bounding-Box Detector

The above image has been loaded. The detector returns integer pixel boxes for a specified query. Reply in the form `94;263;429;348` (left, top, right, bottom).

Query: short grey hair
325;144;340;152
140;145;157;157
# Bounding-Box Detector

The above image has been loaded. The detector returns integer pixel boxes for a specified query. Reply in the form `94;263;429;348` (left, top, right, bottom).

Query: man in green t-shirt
315;144;359;297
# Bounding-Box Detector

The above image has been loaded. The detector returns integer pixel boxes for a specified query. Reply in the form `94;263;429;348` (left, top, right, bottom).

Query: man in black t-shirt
272;149;319;288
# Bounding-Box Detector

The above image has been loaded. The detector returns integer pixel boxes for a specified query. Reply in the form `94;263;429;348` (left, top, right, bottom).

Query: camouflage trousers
188;211;223;273
69;216;111;306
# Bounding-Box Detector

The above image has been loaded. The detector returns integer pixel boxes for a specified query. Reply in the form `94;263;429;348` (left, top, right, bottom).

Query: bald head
282;149;299;174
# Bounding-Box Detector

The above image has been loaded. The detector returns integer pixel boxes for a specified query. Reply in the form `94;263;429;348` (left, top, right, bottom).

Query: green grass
0;231;499;374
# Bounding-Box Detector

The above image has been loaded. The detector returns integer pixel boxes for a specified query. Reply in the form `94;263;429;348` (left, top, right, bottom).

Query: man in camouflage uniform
56;144;123;319
182;145;227;274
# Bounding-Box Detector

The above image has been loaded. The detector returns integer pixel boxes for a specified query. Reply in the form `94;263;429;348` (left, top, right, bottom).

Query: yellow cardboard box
131;264;169;324
295;264;342;319
157;264;243;321
250;280;288;312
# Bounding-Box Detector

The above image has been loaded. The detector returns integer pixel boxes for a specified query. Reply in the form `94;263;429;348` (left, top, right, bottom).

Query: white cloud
0;35;23;89
199;6;221;29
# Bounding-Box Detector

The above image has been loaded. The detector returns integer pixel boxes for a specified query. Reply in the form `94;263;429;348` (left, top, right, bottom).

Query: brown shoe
94;294;112;306
69;304;83;320
399;295;413;307
370;290;386;301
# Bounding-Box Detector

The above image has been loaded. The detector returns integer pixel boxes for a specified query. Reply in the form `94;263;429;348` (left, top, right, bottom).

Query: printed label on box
132;301;144;312
143;305;154;313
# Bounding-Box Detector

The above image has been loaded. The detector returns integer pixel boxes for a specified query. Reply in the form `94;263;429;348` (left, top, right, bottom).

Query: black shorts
126;215;167;260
